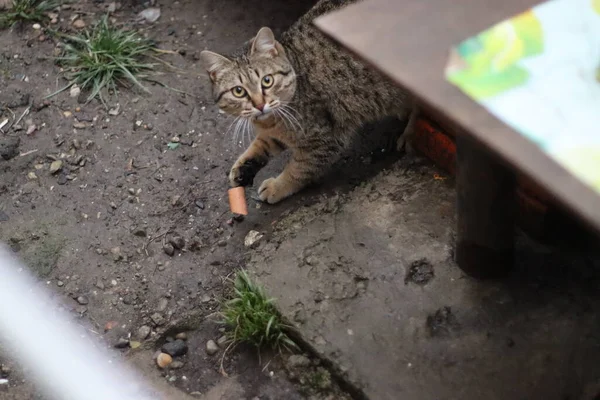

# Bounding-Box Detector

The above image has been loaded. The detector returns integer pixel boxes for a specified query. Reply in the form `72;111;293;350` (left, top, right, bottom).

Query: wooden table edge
314;10;600;239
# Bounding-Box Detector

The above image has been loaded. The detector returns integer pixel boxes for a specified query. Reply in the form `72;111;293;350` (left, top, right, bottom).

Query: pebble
175;332;187;341
137;325;151;340
195;200;205;209
161;339;188;357
114;338;129;349
76;296;89;305
56;280;64;287
27;171;38;180
156;353;172;369
49;160;63;174
95;280;105;290
0;137;20;161
72;19;86;29
150;313;165;326
169;236;185;250
163;243;175;256
111;246;123;261
217;335;228;347
57;174;68;185
170;361;184;370
205;340;218;355
157;298;168;312
132;227;147;237
70;85;81;97
73;122;86;129
244;230;263;248
138;7;161;23
32;23;41;30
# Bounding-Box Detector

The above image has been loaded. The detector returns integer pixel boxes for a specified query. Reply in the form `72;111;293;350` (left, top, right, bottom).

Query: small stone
286;354;311;369
26;124;36;135
132;227;147;237
170;361;184;370
151;313;165;326
111;246;123;261
157;298;168;312
57;174;68;185
72;19;85;29
169;236;185;250
110;202;117;209
128;188;136;195
244;230;263;248
170;136;180;143
175;332;187;341
70;85;81;98
171;195;181;206
49;160;63;174
137;325;151;340
195;200;205;209
56;280;64;287
32;23;41;30
0;137;19;161
163;243;175;256
156;353;172;369
95;280;105;290
114;338;129;349
27;172;38;180
205;340;218;355
161;339;188;357
138;7;161;23
73;122;86;129
217;335;228;347
76;296;89;305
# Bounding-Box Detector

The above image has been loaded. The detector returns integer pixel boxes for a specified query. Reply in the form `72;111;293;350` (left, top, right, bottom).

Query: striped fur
200;0;416;204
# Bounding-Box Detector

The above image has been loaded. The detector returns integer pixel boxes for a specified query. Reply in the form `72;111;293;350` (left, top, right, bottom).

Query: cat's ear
250;27;278;57
199;51;231;81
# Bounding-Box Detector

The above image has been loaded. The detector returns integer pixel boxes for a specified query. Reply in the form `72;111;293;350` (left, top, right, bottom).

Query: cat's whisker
278;107;304;135
232;117;243;148
274;109;294;133
225;116;241;136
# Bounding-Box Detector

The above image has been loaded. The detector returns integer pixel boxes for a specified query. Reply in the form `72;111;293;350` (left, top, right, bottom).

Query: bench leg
455;135;515;278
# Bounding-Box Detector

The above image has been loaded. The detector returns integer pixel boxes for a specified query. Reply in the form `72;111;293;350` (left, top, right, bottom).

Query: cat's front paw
258;177;292;204
228;158;266;187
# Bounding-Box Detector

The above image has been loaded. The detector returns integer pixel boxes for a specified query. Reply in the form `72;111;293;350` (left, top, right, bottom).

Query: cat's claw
258;177;289;204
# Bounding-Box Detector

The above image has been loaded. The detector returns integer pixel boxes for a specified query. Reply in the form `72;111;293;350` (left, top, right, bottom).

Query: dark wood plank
314;0;600;235
455;136;515;278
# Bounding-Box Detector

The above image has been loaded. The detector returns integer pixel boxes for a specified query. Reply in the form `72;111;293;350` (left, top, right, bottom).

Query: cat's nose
255;103;265;112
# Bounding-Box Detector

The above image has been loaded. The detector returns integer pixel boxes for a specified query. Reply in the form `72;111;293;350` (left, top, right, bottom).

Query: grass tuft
222;270;297;352
0;0;59;28
53;15;156;104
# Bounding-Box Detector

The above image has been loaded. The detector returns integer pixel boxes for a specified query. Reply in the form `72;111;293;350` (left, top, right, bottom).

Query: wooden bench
314;0;600;278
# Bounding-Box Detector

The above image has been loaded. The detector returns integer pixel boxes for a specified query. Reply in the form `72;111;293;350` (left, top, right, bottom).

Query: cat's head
200;27;296;123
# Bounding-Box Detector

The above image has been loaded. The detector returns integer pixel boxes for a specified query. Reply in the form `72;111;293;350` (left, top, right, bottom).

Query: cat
200;0;417;204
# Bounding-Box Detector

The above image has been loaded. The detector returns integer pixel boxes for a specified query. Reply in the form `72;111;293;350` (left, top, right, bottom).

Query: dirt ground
0;0;358;398
3;1;600;400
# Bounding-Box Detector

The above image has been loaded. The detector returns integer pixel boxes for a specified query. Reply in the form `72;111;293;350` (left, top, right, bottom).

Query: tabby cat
200;0;417;204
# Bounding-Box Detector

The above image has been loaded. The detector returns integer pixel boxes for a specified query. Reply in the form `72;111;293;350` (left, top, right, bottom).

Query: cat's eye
232;86;246;98
261;75;274;88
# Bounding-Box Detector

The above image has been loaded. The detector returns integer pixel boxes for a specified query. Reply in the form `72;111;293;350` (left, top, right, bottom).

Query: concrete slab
248;159;600;400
